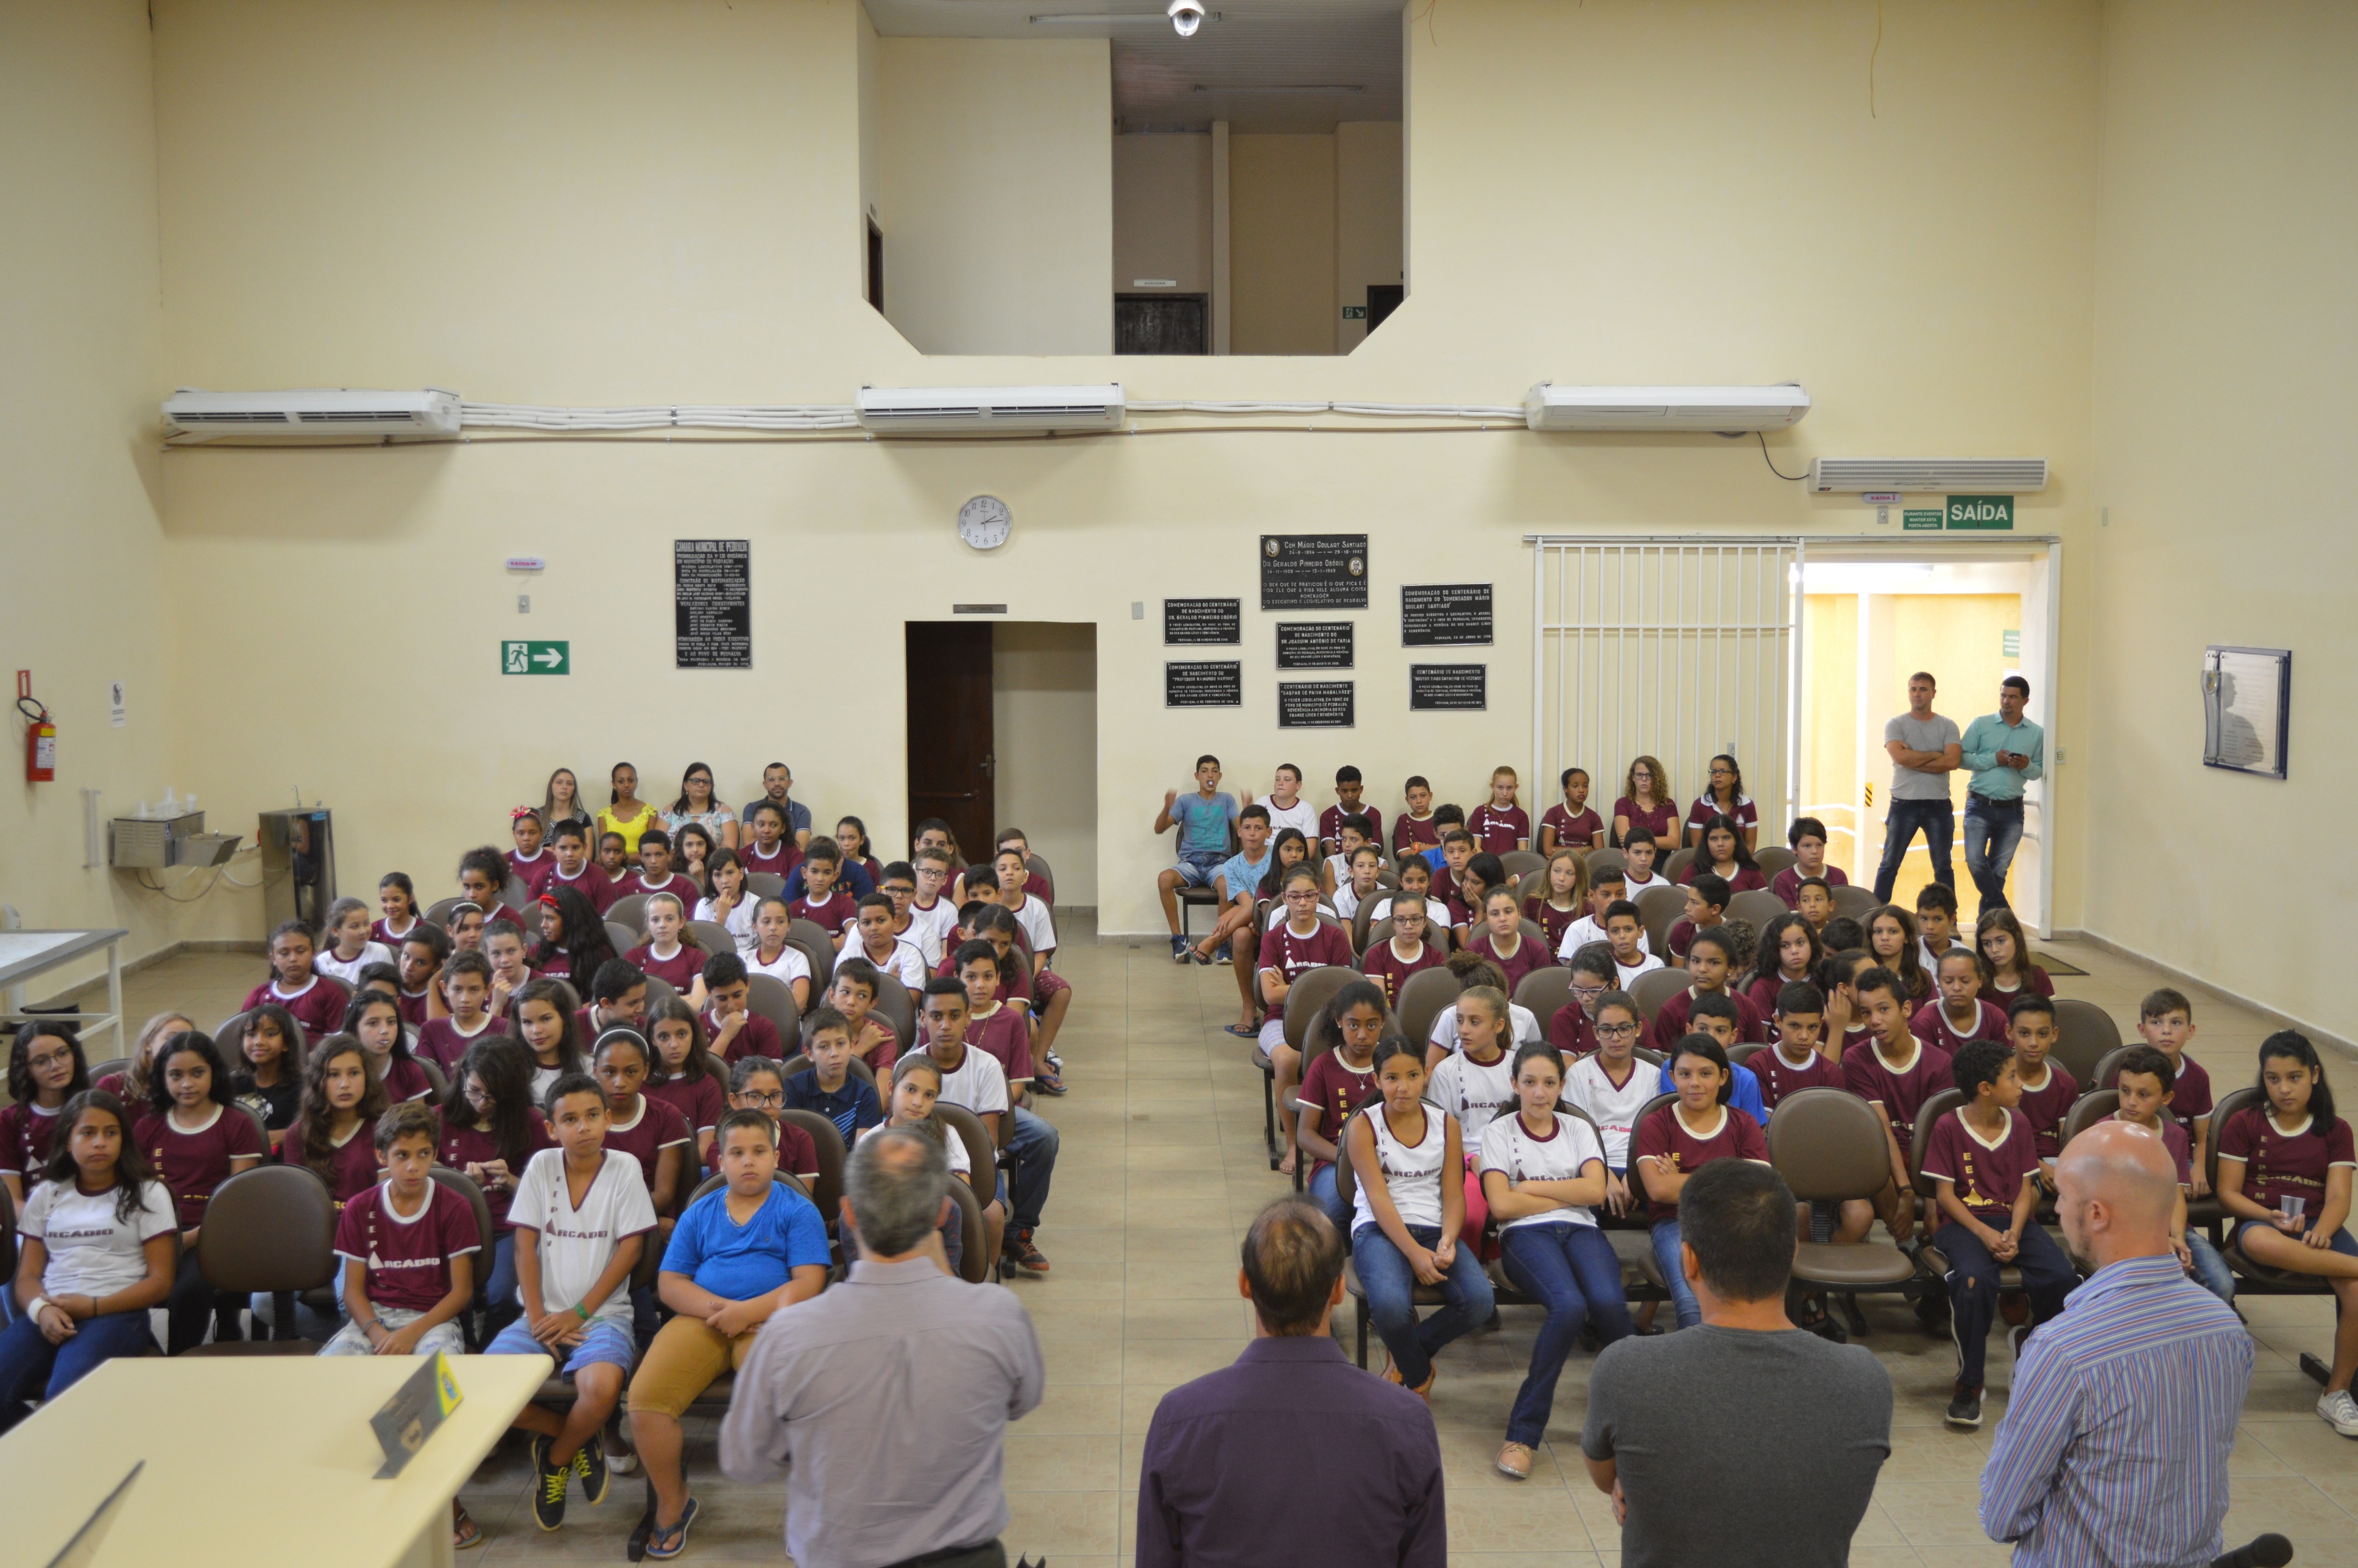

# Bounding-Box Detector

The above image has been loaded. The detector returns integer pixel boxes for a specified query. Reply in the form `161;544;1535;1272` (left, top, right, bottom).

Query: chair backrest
428;1167;496;1268
1907;1087;1969;1198
1766;1087;1895;1203
779;1050;879;1090
198;1165;337;1292
1726;889;1790;934
687;921;736;964
945;1176;992;1283
744;871;786;899
1829;884;1879;922
785;920;839;994
0;1182;15;1286
86;1056;132;1087
1661;847;1698;884
2060;1089;2121;1150
2206;1084;2263;1196
1513;967;1576;1031
1636;885;1688;956
1499;849;1547;884
1025;855;1056;904
213;1010;252;1067
1394;967;1464;1053
1282;966;1358;1054
411;1056;449;1101
1628;967;1689;1026
864;981;916;1054
606;892;651;934
1331;1109;1368;1210
1586;848;1625;883
2088;1044;2138;1095
932;1103;1000;1205
778;1109;849;1220
1726;1042;1764;1070
1351;896;1383;953
2050;1000;2123;1089
604;920;639;958
1753;845;1798;879
424;895;468;930
745;973;800;1043
501;877;536;924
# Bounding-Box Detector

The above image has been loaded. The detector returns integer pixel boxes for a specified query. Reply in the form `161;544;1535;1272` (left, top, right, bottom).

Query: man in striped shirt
1980;1122;2252;1568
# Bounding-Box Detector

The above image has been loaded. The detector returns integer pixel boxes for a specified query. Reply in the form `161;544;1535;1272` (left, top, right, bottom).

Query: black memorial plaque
1410;663;1488;712
674;539;751;669
1276;621;1355;670
1163;598;1241;646
1277;680;1355;729
1165;661;1243;708
1260;534;1369;611
1401;583;1494;646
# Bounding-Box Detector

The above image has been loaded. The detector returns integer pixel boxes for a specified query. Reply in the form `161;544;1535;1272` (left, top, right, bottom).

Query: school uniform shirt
0;1100;62;1189
1426;1049;1517;1143
1614;952;1667;989
1647;986;1768;1051
856;1119;971;1177
2120;1112;2194;1186
507;1146;658;1323
1686;794;1759;838
601;1097;694;1208
835;936;929;994
415;1013;506;1072
335;1179;482;1312
2217;1108;2357;1219
964;1002;1037;1085
1751;1045;1844;1112
1391;813;1442;855
2013;1062;2080;1160
1319;802;1383;851
1432;889;1475;935
705;1115;822;1181
1296;1051;1380;1175
662;1181;831;1302
395;986;432;1029
1558;913;1651;963
1911;997;2010;1057
1742;972;1814;1023
696;1012;778;1071
787;888;860;935
619;869;694;903
1547;1003;1597;1059
1350;1105;1451;1235
2164;1055;2214;1136
378;1055;436;1104
1840;1036;1956;1148
315;942;396;988
645;1073;728;1139
373;915;425;950
629;941;707;992
694;895;760;955
1918;937;1971;978
1541;803;1604;851
1523;899;1581;957
1360;941;1445;1006
1611;797;1681;846
1467;803;1531;856
1978;967;2056;1004
20;1178;177;1299
1563;1053;1656;1168
243;976;349;1042
1921;1107;2042;1223
1427;1000;1544;1051
436;1107;552;1228
784;862;877;903
747;944;814;994
931;1044;1011;1120
135;1104;266;1229
1633;1103;1769;1223
1770;864;1848;909
1464;930;1551;996
738;841;803;880
281;1118;384;1207
904;899;959;967
1254;796;1321;843
1677;862;1769;895
933;950;1034;1005
549;864;620;916
1479;1112;1608;1234
231;1072;301;1135
1004;894;1057;958
1259;920;1355;1023
507;847;557;899
1619;869;1674;902
785;1072;884;1146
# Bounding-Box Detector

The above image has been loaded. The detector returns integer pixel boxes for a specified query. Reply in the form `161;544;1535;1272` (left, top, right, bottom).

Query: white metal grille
1528;538;1802;841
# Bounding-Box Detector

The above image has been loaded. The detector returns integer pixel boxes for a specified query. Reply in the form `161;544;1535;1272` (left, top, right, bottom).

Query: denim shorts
1171;852;1225;888
2234;1219;2358;1260
486;1314;638;1376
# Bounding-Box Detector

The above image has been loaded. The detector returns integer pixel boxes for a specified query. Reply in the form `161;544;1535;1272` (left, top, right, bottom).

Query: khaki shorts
625;1314;760;1418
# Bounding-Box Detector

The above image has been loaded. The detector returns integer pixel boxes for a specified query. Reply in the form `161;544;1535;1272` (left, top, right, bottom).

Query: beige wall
1113;134;1212;297
992;624;1100;908
2086;0;2355;1035
1229;134;1336;356
875;37;1112;355
1335;122;1404;353
857;1;878;281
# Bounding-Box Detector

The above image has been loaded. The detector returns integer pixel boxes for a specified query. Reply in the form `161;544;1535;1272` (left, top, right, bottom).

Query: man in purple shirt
1137;1198;1445;1568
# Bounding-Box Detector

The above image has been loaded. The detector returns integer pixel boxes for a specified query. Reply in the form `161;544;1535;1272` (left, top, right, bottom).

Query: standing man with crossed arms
1874;671;1963;903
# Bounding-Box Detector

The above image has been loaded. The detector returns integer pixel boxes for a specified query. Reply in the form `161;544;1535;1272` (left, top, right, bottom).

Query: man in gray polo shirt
1873;671;1963;902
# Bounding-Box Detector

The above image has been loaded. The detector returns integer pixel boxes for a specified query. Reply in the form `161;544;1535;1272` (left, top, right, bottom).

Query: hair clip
512;805;543;822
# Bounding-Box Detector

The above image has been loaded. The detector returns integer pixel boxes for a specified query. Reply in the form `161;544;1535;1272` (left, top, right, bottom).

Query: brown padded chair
779;1051;879;1091
85;1056;133;1089
1661;847;1698;884
426;1168;496;1349
185;1165;337;1356
1726;1042;1765;1070
945;1178;991;1284
643;975;681;1015
415;1056;450;1101
1363;918;1455;961
1829;884;1879;923
1628;967;1690;1028
2060;1088;2120;1150
2050;1000;2122;1089
745;973;800;1044
606;893;652;934
786;919;839;992
1726;888;1791;935
1636;886;1689;958
931;1103;1000;1211
778;1109;848;1224
1768;1088;1921;1298
687;920;737;964
1908;1087;2025;1288
1394;967;1463;1057
604;920;640;959
1261;966;1355;1169
425;895;470;930
744;871;786;900
1024;855;1056;905
1499;849;1547;884
2087;1044;2137;1095
863;981;917;1058
1513;968;1578;1037
1288;991;1401;1192
1586;848;1626;883
1754;845;1798;879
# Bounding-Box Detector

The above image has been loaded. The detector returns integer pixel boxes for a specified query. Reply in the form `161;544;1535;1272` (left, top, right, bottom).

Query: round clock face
958;495;1012;550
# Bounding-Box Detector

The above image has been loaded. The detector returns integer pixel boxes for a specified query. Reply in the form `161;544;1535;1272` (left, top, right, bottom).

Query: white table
5;1354;551;1568
0;928;129;1055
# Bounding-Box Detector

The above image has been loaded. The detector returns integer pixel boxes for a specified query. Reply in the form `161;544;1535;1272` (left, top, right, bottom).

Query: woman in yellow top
596;761;663;855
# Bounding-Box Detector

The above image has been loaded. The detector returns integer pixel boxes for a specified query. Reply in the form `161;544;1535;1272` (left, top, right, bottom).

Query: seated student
228;1004;303;1148
1821;947;1877;1061
860;1053;999;1268
873;861;931;963
783;1007;884;1145
439;1037;550;1337
743;895;813;1011
1363;851;1431;929
0;1090;177;1433
951;940;1035;1091
1428;821;1475;902
1361;891;1447;1006
416;951;507;1072
348;990;436;1104
1665;874;1733;966
1612;756;1681;849
1481;1039;1625;1478
2;1022;91;1207
588;1029;691;1240
1251;764;1321;844
920;976;1056;1275
448;903;492;959
1742;913;1824;1023
244;919;352;1042
487;1072;656;1531
824;960;901;1073
1922;1040;2078;1429
1467;765;1532;855
396;926;450;1028
836;894;928;1001
136;1029;264;1353
316;896;397;989
1190;804;1276;1029
1320;814;1372;899
457;845;531;933
596;830;634;885
1465;886;1551;996
1252;830;1327;935
1866;905;1935;1006
704;1058;818;1185
628;894;708;999
1546;944;1619;1059
693;848;757;957
1294;983;1388;1213
376;872;426;950
1751;983;1844;1110
1635;1035;1771;1330
1321;765;1383;859
1600;899;1666;989
1332;841;1386;925
627;827;699;903
1563;991;1654;1221
1558;865;1645;962
508;807;557;899
1424;952;1544;1059
482;918;538;1017
1793;876;1837;936
1617;828;1673;900
1347;1037;1494;1399
1259;865;1356;1148
1975;908;2054;1003
1393;775;1442;857
545;821;620;916
737;799;802;882
671;823;716;889
699;952;783;1064
2109;1047;2236;1307
1523;849;1587;957
1842;966;1956;1245
1648;928;1768;1050
1913;884;1970;975
1772;818;1849;909
1681;814;1768;895
532;886;618;991
283;1035;394;1212
781;834;877;905
641;1001;725;1164
1819;916;1867;966
1539;766;1606;855
1685;754;1759;849
839;815;892;889
2137;987;2214;1195
1913;947;2009;1057
905;847;962;965
1652;993;1770;1125
629;1109;832;1556
1426;983;1517;1252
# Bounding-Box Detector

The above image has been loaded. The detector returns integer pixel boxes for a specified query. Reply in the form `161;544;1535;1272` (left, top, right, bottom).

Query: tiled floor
50;927;2358;1564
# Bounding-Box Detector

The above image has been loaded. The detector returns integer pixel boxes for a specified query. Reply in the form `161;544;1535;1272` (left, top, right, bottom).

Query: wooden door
905;622;995;861
1115;294;1209;355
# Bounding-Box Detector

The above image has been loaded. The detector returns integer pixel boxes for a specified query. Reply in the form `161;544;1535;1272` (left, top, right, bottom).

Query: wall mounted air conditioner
1523;383;1811;433
854;384;1125;434
1809;457;2048;493
162;388;462;442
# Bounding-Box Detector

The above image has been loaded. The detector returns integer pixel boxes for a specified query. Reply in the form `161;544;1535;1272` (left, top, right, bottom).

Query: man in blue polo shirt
1958;676;2045;917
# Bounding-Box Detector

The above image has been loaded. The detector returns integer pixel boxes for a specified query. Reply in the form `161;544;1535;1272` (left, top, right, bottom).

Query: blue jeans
1934;1220;2077;1389
2186;1232;2236;1306
1961;794;2025;915
1500;1222;1630;1445
1009;1107;1059;1233
1874;797;1956;903
1307;1164;1347;1233
482;1230;522;1338
0;1307;156;1432
1352;1222;1495;1388
1650;1218;1703;1329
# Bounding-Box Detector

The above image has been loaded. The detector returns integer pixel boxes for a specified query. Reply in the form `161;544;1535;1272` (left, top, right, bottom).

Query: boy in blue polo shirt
783;1008;884;1143
1155;754;1241;961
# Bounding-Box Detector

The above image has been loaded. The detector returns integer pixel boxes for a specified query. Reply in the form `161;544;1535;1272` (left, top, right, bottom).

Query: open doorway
1798;546;2057;931
905;621;1099;908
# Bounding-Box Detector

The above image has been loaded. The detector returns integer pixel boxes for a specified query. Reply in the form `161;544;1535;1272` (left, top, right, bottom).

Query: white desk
0;928;130;1055
5;1354;551;1568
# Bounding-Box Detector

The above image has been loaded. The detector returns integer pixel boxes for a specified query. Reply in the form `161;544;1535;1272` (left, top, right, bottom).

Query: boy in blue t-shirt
1154;754;1241;960
784;1008;884;1143
626;1109;831;1556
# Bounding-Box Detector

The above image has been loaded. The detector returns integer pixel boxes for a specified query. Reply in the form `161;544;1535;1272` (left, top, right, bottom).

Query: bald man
1979;1123;2252;1568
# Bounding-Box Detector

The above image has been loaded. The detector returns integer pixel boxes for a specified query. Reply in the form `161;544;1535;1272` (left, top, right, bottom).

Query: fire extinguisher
18;674;54;782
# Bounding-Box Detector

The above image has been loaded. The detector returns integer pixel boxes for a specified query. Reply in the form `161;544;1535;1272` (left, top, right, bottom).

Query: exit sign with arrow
501;640;570;676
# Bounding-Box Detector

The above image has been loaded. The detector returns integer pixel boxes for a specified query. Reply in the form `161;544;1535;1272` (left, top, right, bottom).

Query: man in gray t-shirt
1873;671;1963;902
1584;1163;1891;1568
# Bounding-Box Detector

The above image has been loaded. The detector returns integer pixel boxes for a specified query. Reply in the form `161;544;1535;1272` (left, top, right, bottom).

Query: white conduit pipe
457;400;1526;433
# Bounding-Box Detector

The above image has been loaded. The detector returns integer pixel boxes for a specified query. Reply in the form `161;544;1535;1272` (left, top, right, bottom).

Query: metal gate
1527;538;1802;841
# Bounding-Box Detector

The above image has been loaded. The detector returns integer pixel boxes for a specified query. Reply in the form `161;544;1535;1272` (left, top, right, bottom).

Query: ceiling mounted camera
1168;0;1205;37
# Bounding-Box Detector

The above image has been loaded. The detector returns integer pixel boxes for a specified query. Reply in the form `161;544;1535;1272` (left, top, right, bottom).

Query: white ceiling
864;0;1405;132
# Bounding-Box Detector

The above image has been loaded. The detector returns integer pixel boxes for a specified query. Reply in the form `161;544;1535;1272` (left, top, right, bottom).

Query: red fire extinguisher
18;672;54;782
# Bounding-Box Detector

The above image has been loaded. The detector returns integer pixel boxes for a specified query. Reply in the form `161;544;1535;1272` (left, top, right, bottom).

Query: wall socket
517;594;531;613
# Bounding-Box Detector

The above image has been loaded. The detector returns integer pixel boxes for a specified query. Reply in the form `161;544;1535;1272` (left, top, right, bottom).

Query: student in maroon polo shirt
1467;766;1531;855
507;808;557;899
1751;983;1846;1112
1772;817;1849;909
1319;766;1383;858
544;820;619;916
627;893;709;998
1391;776;1441;856
619;828;697;905
1842;965;1955;1245
1648;928;1767;1051
1915;948;2009;1058
243;921;351;1042
2003;994;2078;1165
136;1029;264;1352
456;845;529;933
1539;766;1605;854
1464;888;1550;997
737;800;802;880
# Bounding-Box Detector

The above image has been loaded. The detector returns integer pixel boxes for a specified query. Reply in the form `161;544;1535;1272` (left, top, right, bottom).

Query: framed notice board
2202;646;2289;779
1277;680;1355;728
1276;622;1354;669
1410;663;1487;712
674;540;750;669
1163;598;1241;646
1260;535;1369;612
1165;661;1243;708
1401;584;1493;646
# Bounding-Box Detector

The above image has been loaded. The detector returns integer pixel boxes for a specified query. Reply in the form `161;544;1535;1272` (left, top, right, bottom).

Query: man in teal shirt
1959;676;2045;917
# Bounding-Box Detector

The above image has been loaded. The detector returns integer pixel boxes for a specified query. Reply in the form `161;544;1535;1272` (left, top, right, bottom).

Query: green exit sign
502;640;570;675
1902;509;1944;531
1946;494;2014;530
1341;305;1368;319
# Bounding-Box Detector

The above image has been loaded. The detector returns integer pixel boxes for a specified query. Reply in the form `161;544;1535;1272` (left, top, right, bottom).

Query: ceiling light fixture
1026;9;1221;24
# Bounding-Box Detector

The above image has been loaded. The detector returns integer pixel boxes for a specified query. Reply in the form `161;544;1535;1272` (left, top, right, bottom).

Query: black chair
427;1167;496;1349
2211;1085;2343;1389
185;1165;337;1357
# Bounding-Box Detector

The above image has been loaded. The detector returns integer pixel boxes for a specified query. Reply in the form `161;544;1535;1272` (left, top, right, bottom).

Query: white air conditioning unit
1809;457;2048;493
1523;383;1811;433
854;383;1124;434
162;387;462;442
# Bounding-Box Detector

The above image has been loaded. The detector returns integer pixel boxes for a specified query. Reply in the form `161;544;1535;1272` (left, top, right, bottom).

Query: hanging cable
1757;430;1808;482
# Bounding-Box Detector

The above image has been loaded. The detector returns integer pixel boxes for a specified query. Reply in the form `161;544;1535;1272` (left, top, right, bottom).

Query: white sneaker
2319;1390;2358;1438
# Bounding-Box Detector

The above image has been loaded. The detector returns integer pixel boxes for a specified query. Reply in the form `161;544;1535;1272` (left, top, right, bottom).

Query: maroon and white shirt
1841;1036;1955;1147
1295;1051;1378;1176
335;1180;481;1312
1258;920;1354;1023
1771;864;1848;909
629;941;707;993
1540;803;1604;851
620;870;695;903
280;1118;383;1207
962;1003;1035;1086
436;1107;551;1228
644;1074;727;1140
1524;898;1581;956
739;841;802;879
1676;863;1769;895
1547;1003;1597;1059
2116;1112;2194;1186
789;889;859;934
1978;967;2056;1004
1465;930;1551;996
2014;1062;2080;1159
507;848;557;899
1319;802;1382;851
2162;1055;2214;1134
1922;1107;2042;1223
135;1104;266;1227
1361;941;1444;1008
395;987;432;1029
1633;1103;1769;1223
705;1009;785;1065
1466;804;1531;856
1391;813;1442;855
1686;794;1759;837
1648;986;1768;1051
2218;1107;2357;1219
0;1100;62;1184
1753;1044;1843;1112
1913;997;2010;1057
600;1097;693;1211
373;914;425;948
415;1014;507;1072
1611;797;1681;845
548;865;620;916
243;976;348;1040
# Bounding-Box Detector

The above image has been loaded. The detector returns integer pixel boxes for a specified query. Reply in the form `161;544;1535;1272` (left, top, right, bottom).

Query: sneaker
1170;934;1190;962
1003;1229;1051;1274
1212;945;1230;964
2319;1389;2358;1437
572;1430;609;1504
1946;1385;1983;1429
529;1433;570;1531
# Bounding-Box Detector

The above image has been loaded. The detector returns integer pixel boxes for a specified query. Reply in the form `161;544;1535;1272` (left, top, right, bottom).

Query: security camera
1168;0;1204;37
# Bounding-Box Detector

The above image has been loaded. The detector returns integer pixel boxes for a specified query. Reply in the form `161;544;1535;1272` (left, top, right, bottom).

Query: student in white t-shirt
1617;829;1673;899
744;896;814;1011
1600;900;1666;988
1557;871;1653;962
835;895;930;998
1;1092;177;1431
1562;993;1655;1215
1254;765;1321;843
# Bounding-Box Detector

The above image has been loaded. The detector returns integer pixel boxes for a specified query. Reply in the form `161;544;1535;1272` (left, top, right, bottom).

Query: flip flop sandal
643;1497;700;1561
451;1503;484;1551
1223;1023;1259;1037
